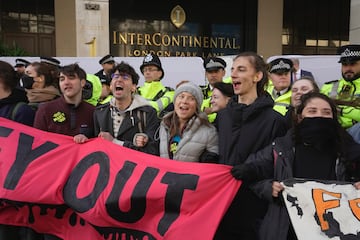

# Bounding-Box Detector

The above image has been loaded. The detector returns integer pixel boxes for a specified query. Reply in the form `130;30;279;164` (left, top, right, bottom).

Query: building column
54;0;109;57
350;0;360;43
257;0;283;60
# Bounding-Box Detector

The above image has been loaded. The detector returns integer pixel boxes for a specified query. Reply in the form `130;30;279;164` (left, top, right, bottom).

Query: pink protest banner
0;117;241;239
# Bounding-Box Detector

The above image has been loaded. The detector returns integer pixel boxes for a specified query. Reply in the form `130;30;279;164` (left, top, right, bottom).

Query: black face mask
296;117;339;151
20;75;34;89
82;80;93;100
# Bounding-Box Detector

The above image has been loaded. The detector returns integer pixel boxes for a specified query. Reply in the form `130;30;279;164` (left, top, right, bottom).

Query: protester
159;81;219;162
214;52;288;240
231;92;360;240
33;63;95;142
200;57;231;122
267;57;293;116
0;60;40;240
321;44;360;143
0;60;35;126
24;61;61;111
137;53;174;117
94;61;160;155
284;76;320;128
209;81;234;128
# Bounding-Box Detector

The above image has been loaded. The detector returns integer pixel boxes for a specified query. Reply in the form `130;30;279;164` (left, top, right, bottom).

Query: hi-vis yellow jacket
137;81;174;116
266;84;291;116
321;77;360;128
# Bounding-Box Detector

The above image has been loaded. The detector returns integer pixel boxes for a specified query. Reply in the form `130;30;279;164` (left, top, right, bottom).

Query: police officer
201;57;230;122
267;57;293;116
14;58;30;76
95;54;115;105
137;53;174;117
321;44;360;143
14;58;31;89
95;54;115;84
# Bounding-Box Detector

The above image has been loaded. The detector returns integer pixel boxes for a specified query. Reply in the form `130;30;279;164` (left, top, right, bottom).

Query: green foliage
0;40;28;56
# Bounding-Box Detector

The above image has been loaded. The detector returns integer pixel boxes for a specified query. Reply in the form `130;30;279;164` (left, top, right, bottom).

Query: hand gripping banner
0;117;241;239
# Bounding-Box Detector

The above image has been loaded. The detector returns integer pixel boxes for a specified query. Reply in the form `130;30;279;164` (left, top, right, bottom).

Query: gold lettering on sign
113;31;241;50
170;5;186;28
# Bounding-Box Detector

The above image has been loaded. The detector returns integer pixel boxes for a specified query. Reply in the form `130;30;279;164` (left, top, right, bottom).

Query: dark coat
242;128;360;240
0;88;35;126
217;93;288;166
300;69;314;80
93;95;160;155
214;93;288;240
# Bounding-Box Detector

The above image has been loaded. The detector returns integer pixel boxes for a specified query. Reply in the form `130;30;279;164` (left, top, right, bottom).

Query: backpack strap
137;110;147;133
10;102;27;120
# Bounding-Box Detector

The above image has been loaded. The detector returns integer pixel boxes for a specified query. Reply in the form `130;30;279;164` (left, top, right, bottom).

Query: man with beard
321;44;360;143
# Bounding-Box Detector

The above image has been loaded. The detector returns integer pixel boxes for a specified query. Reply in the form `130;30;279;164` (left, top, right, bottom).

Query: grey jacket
159;111;219;162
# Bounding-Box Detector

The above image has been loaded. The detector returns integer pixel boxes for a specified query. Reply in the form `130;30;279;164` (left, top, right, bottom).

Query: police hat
99;54;115;65
268;58;293;74
337;44;360;64
14;58;30;68
40;56;61;67
140;53;164;79
203;57;226;71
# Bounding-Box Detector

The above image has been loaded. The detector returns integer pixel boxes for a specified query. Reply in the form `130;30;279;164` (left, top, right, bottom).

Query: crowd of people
1;44;360;240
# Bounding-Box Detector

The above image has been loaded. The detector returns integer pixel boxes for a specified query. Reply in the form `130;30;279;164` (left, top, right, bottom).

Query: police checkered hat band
269;58;293;73
40;57;60;66
140;53;164;79
99;54;115;64
340;48;360;58
338;44;360;63
203;57;226;71
14;58;30;67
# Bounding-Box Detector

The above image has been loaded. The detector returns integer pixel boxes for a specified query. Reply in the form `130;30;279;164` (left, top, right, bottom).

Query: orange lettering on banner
349;198;360;221
312;189;341;230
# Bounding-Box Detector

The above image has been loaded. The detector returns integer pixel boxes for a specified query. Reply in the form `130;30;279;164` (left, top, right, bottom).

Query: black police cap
337;44;360;64
203;57;226;71
268;58;293;74
140;53;164;79
14;58;30;67
99;54;115;65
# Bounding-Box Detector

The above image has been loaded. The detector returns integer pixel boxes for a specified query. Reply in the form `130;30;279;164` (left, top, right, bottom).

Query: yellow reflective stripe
329;82;340;99
156;95;172;111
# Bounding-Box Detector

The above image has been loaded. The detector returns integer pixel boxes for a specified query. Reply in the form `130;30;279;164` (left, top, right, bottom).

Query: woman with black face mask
24;62;61;111
230;92;360;240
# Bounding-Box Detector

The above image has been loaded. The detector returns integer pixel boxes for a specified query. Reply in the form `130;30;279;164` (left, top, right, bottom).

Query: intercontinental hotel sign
111;5;242;58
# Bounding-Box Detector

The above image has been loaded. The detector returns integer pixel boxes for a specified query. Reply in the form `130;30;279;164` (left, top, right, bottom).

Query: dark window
283;0;350;55
1;0;55;34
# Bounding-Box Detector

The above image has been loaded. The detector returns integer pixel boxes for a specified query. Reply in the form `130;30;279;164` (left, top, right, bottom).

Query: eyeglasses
143;67;159;72
111;73;131;80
